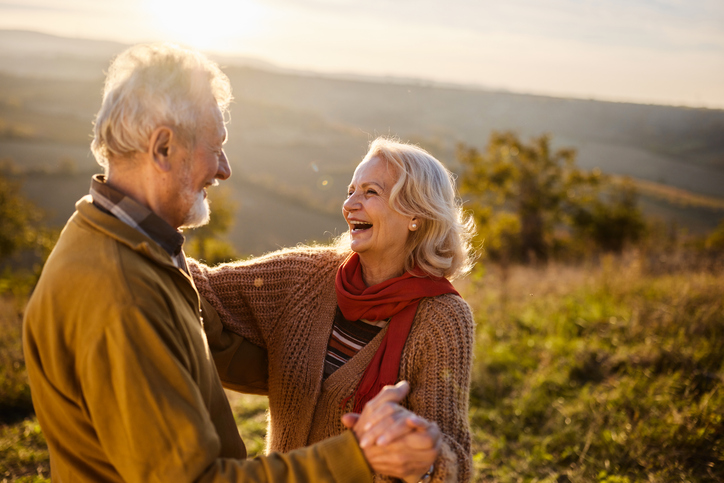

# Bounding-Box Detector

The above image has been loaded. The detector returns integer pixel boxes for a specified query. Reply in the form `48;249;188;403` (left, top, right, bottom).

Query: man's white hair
91;43;232;169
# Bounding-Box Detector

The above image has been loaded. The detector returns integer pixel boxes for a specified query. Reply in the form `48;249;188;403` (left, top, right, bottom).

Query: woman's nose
342;196;358;214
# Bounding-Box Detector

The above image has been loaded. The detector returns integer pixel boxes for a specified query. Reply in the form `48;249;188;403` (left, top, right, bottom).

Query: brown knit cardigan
189;246;474;482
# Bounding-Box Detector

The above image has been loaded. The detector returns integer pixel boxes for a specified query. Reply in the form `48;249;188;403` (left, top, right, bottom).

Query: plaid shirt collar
89;174;187;272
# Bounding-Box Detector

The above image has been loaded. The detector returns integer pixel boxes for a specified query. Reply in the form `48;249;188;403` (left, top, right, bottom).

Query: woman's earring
411;223;417;229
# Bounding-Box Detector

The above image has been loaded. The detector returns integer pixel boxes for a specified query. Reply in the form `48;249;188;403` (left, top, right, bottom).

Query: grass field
1;250;722;482
462;252;724;482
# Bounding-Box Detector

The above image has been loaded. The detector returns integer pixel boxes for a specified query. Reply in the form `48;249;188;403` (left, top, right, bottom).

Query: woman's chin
349;240;368;254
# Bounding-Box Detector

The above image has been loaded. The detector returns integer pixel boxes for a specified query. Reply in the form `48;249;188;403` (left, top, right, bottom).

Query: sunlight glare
145;0;268;51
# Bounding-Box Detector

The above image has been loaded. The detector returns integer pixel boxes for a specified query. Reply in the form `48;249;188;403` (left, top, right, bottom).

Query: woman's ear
149;126;175;172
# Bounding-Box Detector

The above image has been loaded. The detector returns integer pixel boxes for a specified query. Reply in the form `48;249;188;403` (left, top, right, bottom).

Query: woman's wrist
419;463;435;482
403;463;434;483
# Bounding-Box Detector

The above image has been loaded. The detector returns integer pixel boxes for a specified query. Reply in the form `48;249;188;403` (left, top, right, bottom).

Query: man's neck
106;162;151;207
106;160;180;229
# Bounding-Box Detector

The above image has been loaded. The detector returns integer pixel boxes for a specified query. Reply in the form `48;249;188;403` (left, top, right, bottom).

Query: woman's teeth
351;221;372;231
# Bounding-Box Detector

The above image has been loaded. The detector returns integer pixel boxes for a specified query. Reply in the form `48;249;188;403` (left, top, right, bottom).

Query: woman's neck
359;256;405;287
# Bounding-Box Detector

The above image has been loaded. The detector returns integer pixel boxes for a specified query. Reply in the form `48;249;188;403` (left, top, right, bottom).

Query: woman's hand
341;381;441;480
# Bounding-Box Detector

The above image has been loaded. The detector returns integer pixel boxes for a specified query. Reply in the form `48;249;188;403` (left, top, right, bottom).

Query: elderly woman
190;137;475;482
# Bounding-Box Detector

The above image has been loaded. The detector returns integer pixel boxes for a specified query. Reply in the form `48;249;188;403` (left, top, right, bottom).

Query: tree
183;187;239;265
0;174;55;262
705;218;724;251
0;172;58;296
458;131;644;263
570;178;646;253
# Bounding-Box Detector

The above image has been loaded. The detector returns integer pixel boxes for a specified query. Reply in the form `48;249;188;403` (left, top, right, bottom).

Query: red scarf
335;252;459;413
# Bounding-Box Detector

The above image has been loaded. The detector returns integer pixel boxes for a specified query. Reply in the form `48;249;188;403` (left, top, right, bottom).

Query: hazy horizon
0;0;722;110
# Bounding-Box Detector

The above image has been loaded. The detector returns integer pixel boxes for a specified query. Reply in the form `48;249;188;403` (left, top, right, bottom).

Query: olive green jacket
23;196;371;482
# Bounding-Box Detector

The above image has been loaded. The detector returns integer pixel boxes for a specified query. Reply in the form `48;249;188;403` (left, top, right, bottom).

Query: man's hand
341;381;441;481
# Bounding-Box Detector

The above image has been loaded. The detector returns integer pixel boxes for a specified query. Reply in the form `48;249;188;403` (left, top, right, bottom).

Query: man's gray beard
180;190;210;229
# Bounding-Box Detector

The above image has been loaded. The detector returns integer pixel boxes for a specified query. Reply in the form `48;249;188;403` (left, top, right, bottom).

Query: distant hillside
0;30;722;253
223;66;724;196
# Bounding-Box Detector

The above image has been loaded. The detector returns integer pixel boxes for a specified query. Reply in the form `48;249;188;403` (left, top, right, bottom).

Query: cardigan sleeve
189;247;346;348
200;295;269;395
400;294;475;483
190;249;309;347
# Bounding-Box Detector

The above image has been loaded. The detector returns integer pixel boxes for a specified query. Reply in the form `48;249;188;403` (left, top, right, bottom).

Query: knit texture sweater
190;246;475;482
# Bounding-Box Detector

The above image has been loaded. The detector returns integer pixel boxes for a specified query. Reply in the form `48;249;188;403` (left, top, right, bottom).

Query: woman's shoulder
403;292;474;384
207;244;350;274
422;292;473;318
273;245;350;274
253;244;347;263
413;292;475;334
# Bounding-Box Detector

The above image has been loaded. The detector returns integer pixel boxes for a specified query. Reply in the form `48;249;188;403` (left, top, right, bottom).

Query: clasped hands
341;381;441;482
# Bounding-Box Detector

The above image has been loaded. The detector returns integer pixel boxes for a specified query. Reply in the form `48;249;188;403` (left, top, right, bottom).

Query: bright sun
145;0;268;51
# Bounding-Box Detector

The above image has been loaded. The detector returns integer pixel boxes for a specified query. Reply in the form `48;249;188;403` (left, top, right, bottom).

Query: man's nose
216;151;231;180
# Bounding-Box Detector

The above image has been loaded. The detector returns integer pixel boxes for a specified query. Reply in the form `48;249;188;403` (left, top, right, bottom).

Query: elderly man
23;43;439;482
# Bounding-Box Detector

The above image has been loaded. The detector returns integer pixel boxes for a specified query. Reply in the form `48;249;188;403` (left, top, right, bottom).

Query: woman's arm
400;294;475;482
189;247;329;347
189;256;279;348
189;246;344;347
200;295;269;394
189;247;344;393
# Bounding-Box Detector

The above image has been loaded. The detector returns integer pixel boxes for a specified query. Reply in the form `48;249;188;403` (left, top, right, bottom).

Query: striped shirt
323;307;385;380
89;174;188;273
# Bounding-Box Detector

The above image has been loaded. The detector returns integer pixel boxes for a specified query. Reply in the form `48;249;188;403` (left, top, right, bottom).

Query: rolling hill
1;30;722;255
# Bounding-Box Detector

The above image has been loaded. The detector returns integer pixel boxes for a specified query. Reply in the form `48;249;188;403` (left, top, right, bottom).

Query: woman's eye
366;189;377;195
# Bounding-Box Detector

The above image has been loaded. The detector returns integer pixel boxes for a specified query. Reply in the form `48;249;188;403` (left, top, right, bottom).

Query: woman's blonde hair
91;43;232;169
355;137;476;280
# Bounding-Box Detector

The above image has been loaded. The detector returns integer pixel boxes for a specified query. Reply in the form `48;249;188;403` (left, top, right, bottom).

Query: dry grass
466;252;724;482
0;295;49;482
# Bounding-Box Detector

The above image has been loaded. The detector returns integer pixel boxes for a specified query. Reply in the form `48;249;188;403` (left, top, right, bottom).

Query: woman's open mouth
350;221;373;232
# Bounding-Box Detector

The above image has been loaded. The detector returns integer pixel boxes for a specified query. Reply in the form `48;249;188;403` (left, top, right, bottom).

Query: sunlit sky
1;0;723;108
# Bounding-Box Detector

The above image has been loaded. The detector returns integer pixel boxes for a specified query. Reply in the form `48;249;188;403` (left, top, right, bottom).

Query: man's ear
149;126;175;172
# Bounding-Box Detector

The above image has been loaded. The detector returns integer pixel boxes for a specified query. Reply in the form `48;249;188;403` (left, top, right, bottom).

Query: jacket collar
89;174;185;259
75;195;186;276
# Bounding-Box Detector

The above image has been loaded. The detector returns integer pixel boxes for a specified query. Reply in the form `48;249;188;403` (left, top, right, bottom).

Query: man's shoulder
29;209;180;322
45;211;160;282
25;224;194;368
